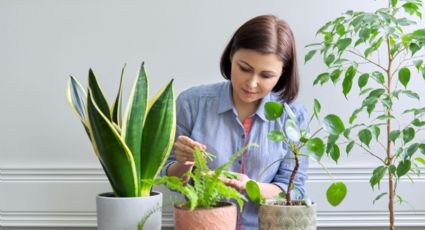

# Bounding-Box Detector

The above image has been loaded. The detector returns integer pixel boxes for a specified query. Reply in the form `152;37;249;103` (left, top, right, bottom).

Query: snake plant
66;63;176;197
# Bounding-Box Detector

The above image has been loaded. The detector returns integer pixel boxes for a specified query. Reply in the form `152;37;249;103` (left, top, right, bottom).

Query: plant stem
286;147;300;205
386;24;395;230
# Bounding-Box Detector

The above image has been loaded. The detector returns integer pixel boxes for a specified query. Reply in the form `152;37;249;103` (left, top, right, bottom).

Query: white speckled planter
259;200;316;230
96;191;162;230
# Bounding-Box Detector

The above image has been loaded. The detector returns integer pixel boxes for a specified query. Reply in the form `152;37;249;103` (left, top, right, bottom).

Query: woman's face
230;48;283;107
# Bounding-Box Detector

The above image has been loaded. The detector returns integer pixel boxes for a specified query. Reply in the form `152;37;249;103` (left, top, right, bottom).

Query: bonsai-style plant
305;0;425;229
66;63;175;229
153;146;250;230
246;101;348;229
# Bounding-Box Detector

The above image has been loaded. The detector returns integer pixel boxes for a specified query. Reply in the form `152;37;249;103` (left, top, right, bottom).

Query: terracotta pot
259;200;316;230
174;202;237;230
96;191;162;230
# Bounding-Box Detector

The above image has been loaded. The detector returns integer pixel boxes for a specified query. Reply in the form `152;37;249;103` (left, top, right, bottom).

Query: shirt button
238;160;242;164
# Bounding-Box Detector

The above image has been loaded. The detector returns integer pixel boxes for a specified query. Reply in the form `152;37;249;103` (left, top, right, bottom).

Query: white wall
1;0;424;228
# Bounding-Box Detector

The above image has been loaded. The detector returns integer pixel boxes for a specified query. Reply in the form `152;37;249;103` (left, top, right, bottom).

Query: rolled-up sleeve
160;93;193;177
271;104;309;199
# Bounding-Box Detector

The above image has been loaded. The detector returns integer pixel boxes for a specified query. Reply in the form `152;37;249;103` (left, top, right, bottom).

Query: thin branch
347;49;387;72
354;141;386;164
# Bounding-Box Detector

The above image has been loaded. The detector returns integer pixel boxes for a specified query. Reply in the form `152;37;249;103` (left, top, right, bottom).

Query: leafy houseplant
66;63;175;230
154;146;249;230
305;0;425;229
246;101;348;230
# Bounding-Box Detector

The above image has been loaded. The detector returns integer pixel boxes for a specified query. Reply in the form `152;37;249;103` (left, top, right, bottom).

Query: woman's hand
223;172;250;191
174;135;206;166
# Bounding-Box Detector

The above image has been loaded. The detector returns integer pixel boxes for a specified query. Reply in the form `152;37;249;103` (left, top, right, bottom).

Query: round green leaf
327;182;347;206
285;119;301;142
264;101;283;120
268;130;285;142
398;67;411;88
358;129;372;147
323;114;345;135
397;160;411;177
306;138;325;161
390;130;400;143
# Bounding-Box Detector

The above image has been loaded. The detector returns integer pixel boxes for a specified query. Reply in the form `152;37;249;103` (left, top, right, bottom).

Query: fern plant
305;0;425;229
155;146;250;210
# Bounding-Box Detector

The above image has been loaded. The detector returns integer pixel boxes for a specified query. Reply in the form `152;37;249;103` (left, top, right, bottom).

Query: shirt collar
217;81;276;122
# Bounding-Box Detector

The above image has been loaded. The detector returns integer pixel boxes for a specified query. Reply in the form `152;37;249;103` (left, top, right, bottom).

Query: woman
161;14;308;229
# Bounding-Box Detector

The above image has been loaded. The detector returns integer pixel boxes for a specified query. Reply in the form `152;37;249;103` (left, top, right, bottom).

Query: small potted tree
305;0;425;229
246;101;347;230
66;63;175;230
154;146;251;230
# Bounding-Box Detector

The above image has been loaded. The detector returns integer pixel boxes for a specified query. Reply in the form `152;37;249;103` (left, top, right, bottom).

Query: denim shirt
161;81;309;230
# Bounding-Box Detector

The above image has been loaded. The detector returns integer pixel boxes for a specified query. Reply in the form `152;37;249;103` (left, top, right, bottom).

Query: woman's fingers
174;136;206;165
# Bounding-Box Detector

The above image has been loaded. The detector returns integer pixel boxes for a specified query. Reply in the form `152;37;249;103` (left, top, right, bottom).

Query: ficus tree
305;0;425;229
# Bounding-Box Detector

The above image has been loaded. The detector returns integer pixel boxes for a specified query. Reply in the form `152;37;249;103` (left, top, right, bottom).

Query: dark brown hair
220;15;299;102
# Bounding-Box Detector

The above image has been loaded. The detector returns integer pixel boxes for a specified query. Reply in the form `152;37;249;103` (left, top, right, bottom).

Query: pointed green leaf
86;91;137;197
325;54;335;66
264;101;283;120
330;69;342;84
402;127;415;144
313;72;330;85
419;144;425;155
358;129;372;147
336;38;352;52
88;69;111;120
123;63;149;184
111;64;126;127
358;73;369;89
398;67;411;88
390;130;400;143
246;180;264;205
415;157;425;166
407;143;419;157
373;192;388;204
327;182;347;206
412;118;425;127
343;66;357;97
371;71;385;84
140;80;176;196
397;160;411;177
346;141;355;155
336;24;345;36
313;99;321;118
306;138;325;161
370;125;380;140
370;166;387;189
323;114;345;135
67;76;87;123
305;50;317;63
329;143;340;163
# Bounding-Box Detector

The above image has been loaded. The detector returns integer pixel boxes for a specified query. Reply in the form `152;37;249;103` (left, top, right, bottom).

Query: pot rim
174;201;235;211
97;191;162;199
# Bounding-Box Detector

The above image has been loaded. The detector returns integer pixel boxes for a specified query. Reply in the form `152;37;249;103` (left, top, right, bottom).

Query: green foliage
246;101;347;206
306;0;425;227
155;147;248;211
67;63;176;197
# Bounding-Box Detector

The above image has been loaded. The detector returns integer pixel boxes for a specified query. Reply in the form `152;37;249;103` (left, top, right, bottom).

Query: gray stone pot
259;200;316;230
96;191;162;230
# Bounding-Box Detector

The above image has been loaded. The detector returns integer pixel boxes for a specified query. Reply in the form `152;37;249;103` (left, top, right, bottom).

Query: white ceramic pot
96;191;162;230
259;201;316;230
